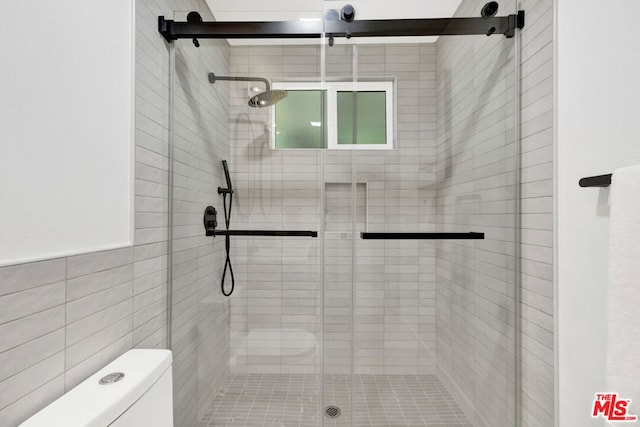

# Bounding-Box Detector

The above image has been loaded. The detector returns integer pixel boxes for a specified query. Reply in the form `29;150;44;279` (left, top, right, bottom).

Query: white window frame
327;81;394;150
271;81;394;150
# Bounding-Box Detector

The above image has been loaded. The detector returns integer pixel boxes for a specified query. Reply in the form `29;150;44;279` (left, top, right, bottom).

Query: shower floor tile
199;374;472;427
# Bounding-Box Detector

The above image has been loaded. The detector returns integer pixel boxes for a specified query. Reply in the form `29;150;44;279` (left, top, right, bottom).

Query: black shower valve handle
203;205;218;237
218;187;233;195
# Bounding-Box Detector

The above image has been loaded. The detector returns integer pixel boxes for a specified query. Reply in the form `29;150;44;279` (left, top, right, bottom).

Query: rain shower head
248;90;287;108
208;72;287;108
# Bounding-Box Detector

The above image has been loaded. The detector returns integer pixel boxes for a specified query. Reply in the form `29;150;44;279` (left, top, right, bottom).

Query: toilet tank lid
20;349;172;427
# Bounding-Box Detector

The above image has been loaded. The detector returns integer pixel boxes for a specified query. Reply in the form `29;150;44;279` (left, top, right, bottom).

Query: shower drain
324;405;341;419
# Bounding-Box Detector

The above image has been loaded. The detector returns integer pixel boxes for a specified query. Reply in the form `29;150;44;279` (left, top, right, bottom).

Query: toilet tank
20;349;173;427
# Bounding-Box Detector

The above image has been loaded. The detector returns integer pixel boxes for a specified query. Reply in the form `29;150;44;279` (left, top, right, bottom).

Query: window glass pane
274;90;326;149
337;91;387;145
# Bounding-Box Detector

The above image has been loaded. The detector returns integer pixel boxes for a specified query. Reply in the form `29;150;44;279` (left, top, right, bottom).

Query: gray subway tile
0;259;65;297
66;299;132;346
0;305;65;354
0;351;64;411
0;375;64;427
66;247;133;279
0;281;65;325
66;264;133;301
0;329;65;383
65;316;133;370
66;281;132;324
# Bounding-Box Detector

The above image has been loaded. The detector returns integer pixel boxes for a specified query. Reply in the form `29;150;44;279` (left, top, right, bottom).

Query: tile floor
199;374;472;427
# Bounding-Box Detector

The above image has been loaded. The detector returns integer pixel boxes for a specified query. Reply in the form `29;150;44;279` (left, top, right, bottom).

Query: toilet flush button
99;372;125;385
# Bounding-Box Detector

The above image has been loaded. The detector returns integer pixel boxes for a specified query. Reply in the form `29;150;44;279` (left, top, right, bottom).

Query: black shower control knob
341;5;355;22
203;206;218;237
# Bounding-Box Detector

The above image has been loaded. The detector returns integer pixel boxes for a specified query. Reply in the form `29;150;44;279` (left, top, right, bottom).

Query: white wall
0;1;134;266
557;1;640;425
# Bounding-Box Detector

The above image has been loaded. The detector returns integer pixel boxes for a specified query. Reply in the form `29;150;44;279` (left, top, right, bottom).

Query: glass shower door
166;2;522;425
324;41;454;426
224;40;326;426
168;6;328;426
320;1;520;425
433;2;519;426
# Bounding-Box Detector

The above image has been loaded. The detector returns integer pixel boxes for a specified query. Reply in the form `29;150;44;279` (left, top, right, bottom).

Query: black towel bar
578;174;612;188
212;230;318;238
360;232;484;240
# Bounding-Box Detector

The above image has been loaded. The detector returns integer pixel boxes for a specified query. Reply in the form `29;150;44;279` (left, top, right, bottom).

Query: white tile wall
435;1;518;427
228;45;321;376
169;15;231;426
227;43;438;378
518;0;555;426
435;1;554;427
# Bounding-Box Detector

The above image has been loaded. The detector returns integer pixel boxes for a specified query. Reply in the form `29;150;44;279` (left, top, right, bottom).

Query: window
272;81;394;150
273;85;327;149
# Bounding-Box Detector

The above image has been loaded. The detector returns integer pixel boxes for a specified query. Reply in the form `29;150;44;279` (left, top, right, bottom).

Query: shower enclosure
166;1;521;426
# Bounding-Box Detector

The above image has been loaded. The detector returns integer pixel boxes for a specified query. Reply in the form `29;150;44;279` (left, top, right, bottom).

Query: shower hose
221;191;235;296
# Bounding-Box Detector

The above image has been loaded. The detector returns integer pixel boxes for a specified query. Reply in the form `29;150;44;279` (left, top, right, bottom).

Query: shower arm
208;73;271;92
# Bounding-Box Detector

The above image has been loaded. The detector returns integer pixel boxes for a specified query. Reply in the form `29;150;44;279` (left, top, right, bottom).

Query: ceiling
204;0;465;44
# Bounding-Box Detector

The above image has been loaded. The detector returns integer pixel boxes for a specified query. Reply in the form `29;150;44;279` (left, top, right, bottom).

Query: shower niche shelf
360;232;484;240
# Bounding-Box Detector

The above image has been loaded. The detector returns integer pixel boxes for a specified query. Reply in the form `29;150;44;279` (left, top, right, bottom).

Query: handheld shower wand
205;160;318;296
218;160;235;296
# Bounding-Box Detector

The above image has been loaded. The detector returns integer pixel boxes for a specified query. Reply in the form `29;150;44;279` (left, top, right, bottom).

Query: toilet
20;349;173;427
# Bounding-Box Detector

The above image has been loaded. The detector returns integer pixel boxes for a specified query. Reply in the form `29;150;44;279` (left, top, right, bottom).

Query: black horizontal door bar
158;12;524;42
578;174;612;188
212;230;318;238
160;19;323;40
361;232;484;240
324;16;515;37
